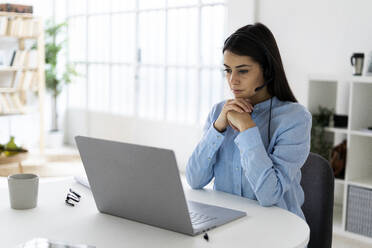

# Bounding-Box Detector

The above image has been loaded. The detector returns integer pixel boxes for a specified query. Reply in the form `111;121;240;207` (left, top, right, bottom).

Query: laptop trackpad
187;200;246;223
187;200;246;234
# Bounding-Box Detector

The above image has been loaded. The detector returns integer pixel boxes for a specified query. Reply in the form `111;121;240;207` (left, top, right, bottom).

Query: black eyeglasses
65;188;81;207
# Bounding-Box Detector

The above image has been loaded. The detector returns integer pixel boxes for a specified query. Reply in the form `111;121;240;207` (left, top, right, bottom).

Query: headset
225;30;276;143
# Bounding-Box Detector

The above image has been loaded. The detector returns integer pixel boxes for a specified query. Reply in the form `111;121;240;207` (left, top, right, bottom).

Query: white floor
333;234;372;248
0;177;371;247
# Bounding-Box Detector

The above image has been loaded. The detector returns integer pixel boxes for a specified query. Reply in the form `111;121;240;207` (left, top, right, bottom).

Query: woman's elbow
186;178;204;190
255;190;282;207
257;198;277;207
185;170;204;189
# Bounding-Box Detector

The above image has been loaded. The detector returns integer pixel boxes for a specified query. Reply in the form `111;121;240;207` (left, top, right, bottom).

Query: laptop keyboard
189;211;216;225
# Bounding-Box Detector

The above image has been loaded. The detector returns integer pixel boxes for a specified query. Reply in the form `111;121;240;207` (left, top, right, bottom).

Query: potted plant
310;106;334;160
43;20;78;146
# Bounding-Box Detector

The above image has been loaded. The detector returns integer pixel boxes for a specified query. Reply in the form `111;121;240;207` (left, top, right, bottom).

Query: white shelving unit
0;12;46;173
308;74;372;243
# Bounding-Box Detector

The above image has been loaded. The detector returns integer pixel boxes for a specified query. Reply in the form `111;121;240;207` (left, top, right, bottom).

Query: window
66;0;226;124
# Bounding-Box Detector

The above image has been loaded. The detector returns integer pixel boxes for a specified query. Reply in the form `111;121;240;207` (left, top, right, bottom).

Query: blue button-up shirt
186;96;312;220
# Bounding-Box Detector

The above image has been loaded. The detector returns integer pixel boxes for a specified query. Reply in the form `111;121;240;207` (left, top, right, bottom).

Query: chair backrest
301;152;334;248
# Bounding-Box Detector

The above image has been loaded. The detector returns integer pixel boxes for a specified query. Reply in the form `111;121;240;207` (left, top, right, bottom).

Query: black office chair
301;152;334;248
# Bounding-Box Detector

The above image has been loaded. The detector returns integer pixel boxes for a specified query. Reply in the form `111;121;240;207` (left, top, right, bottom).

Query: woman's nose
229;72;239;84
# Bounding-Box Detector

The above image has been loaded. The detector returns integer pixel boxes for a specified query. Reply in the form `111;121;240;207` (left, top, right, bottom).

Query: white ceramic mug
8;173;39;210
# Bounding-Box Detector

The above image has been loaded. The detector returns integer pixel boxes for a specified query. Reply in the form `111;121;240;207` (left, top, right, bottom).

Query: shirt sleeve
186;105;227;189
234;111;312;207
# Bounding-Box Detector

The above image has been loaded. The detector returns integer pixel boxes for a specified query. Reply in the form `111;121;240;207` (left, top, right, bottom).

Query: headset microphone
254;81;269;92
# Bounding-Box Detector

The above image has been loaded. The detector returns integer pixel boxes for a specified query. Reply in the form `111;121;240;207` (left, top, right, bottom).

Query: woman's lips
232;89;244;94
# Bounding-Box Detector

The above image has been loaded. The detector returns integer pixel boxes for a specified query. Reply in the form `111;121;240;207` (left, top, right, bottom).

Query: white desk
0;177;309;247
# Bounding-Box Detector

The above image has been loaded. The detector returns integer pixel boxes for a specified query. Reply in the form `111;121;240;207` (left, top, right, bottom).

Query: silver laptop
75;136;246;236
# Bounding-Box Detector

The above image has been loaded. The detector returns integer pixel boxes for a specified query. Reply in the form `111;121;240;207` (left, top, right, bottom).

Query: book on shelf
12;50;20;66
11;49;37;68
6;17;38;37
14;70;36;90
21;71;34;90
0;16;8;35
7;17;18;36
0;92;24;114
9;50;16;66
4;93;14;111
0;93;10;113
24;49;37;68
10;93;24;113
13;71;24;88
12;50;27;67
23;19;39;37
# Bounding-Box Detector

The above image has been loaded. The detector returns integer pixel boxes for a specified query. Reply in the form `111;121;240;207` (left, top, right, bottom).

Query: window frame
66;0;227;124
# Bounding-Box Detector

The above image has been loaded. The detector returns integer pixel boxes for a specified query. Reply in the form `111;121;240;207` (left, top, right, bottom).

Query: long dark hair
223;23;297;103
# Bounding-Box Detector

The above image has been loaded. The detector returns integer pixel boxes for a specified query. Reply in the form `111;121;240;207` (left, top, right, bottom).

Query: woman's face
223;50;265;99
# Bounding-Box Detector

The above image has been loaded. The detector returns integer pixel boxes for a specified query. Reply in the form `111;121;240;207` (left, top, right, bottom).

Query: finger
240;98;254;110
227;102;247;113
228;119;239;131
226;103;245;113
238;98;254;110
231;99;250;112
235;98;251;107
244;99;254;112
225;104;244;113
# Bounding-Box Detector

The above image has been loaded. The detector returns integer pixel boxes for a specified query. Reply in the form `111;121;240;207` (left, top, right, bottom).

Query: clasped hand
214;98;256;132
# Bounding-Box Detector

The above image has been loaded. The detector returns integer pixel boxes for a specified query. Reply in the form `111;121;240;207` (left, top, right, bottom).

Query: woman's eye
239;70;249;74
224;69;232;74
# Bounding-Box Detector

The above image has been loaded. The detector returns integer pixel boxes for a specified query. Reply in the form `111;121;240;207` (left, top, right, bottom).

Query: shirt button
236;167;239;170
208;157;211;160
216;135;220;139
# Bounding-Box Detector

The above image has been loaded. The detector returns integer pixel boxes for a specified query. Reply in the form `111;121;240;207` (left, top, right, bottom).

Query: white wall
226;0;255;34
255;0;372;106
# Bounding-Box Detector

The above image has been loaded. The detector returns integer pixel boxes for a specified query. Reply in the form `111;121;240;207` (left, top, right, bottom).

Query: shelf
349;76;372;84
335;178;346;184
348;177;372;189
308;74;339;82
324;127;348;134
308;73;372;242
333;204;343;234
0;88;17;93
0;66;38;72
0;152;28;165
0;105;39;117
0;35;38;40
308;75;372;83
0;111;26;116
0;88;38;93
0;11;33;18
350;130;372;138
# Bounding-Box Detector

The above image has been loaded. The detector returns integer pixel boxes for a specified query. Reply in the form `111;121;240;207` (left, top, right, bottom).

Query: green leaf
44;19;79;97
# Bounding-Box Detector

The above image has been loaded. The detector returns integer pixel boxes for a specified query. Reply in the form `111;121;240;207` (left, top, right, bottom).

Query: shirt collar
252;96;276;114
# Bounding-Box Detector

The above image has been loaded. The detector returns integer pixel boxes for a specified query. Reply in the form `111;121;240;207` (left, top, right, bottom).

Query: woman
186;22;312;220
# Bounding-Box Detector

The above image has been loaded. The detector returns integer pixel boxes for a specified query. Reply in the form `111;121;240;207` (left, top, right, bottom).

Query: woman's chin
233;92;250;98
